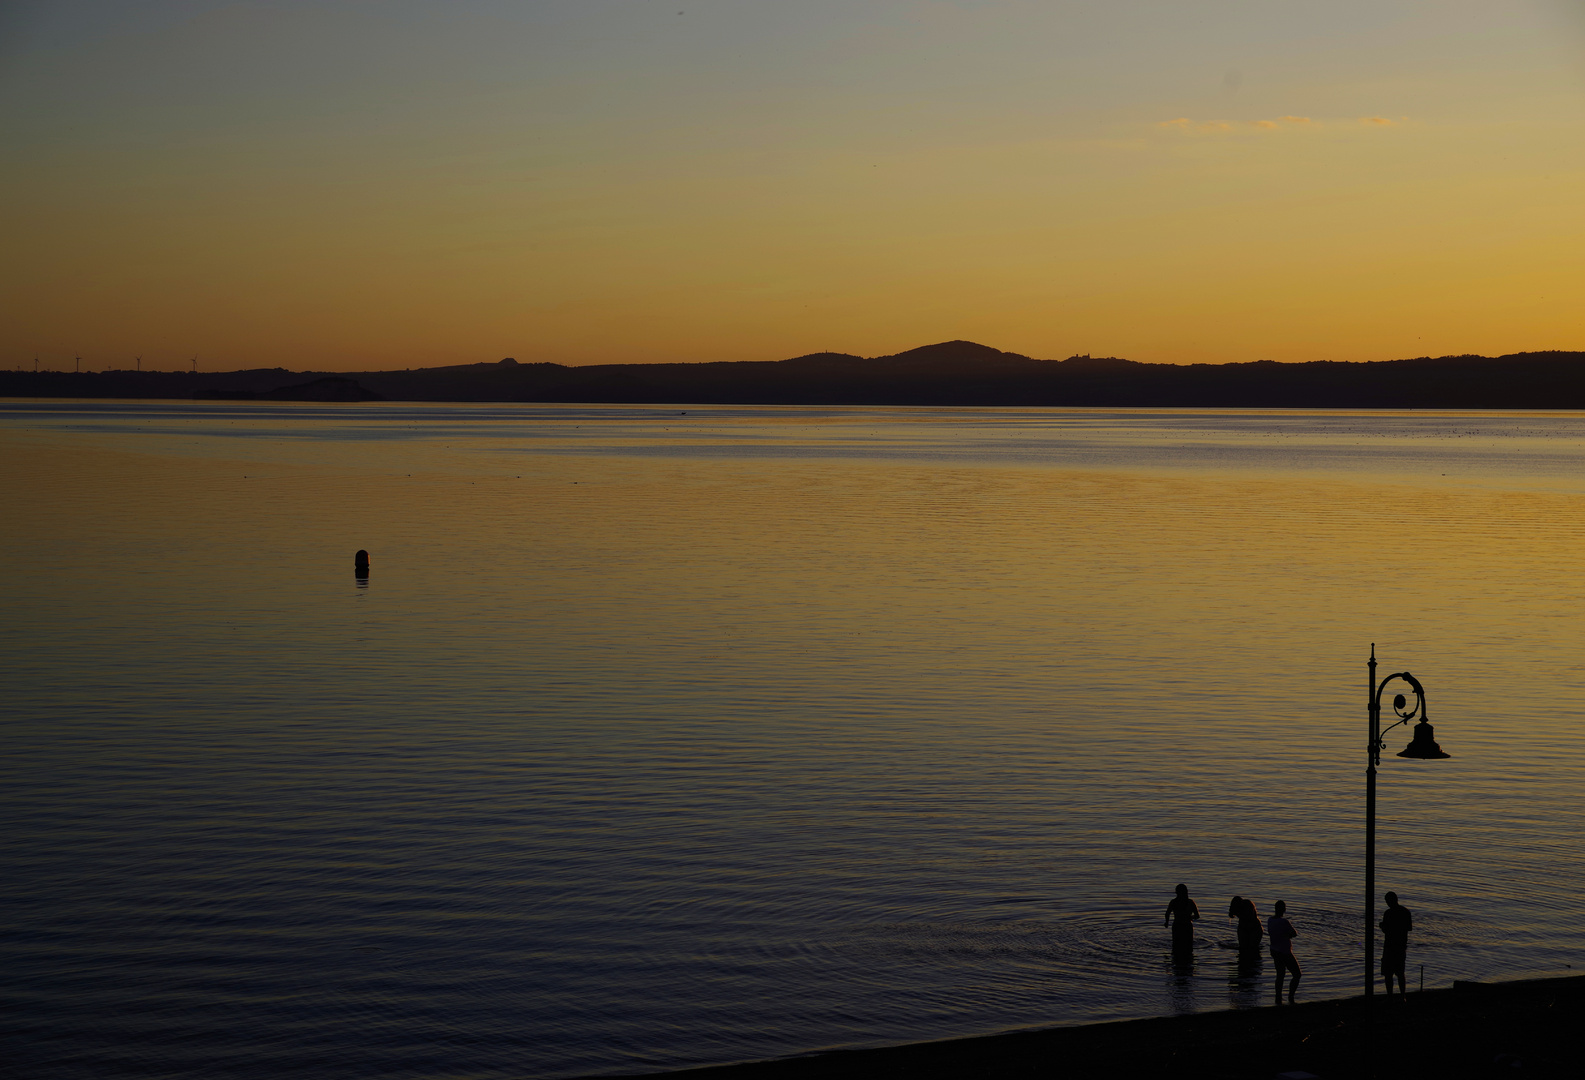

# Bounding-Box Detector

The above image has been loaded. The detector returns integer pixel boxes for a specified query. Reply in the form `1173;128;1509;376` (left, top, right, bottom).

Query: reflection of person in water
1228;895;1263;952
1380;891;1414;996
1267;900;1301;1003
1164;883;1200;951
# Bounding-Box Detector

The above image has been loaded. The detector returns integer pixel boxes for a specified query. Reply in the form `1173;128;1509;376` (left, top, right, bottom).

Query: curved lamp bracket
1371;671;1426;763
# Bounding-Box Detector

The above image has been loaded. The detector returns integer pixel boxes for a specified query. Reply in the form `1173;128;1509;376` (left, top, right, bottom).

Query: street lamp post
1365;644;1450;997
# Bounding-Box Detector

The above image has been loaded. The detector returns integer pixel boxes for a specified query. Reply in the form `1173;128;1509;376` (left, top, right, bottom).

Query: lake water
5;400;1585;1079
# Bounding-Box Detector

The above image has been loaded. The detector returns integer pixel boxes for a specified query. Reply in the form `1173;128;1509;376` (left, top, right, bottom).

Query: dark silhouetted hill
195;376;382;402
7;341;1585;408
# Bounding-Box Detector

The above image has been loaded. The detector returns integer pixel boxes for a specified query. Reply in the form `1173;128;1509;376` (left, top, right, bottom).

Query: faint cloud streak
1159;118;1234;133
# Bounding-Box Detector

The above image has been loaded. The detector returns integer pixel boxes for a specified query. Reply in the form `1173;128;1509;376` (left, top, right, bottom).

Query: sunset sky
3;1;1582;371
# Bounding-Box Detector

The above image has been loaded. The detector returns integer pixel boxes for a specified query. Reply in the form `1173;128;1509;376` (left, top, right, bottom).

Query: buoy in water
354;550;370;574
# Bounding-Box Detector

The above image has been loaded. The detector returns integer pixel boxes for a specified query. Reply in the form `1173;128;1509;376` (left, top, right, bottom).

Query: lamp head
1396;720;1450;760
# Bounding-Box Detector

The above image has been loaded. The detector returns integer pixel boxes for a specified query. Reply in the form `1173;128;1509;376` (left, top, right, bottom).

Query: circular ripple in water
812;905;1503;1028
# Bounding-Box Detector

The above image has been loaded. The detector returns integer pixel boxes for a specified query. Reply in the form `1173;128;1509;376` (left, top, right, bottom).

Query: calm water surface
5;401;1585;1078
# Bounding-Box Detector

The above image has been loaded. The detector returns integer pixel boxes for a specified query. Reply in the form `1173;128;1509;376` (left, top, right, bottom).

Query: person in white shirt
1266;899;1301;1003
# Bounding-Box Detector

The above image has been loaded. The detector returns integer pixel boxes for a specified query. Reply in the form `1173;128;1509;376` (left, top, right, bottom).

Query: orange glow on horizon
1;2;1582;372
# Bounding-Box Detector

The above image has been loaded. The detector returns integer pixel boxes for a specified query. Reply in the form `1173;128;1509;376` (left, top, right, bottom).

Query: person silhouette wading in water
1164;884;1200;954
1267;900;1301;1003
1228;895;1263;953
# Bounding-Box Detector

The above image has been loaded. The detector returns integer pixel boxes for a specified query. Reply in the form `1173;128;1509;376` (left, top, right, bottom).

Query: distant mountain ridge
7;340;1585;408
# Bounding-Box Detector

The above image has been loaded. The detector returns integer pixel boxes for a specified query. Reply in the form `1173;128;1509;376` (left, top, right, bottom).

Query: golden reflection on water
4;402;1585;1079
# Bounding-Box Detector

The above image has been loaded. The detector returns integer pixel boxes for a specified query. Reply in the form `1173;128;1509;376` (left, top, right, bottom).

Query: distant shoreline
6;340;1585;410
629;972;1584;1079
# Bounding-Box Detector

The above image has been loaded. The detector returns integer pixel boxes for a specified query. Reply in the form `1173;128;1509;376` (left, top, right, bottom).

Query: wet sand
639;973;1584;1079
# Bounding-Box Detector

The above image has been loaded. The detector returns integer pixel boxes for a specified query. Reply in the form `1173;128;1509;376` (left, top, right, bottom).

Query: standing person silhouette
1267;900;1301;1003
1164;883;1200;953
1228;895;1263;952
1380;891;1414;996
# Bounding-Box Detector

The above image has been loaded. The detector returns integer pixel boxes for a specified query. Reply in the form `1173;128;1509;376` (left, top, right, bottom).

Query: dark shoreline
625;973;1584;1079
8;341;1585;409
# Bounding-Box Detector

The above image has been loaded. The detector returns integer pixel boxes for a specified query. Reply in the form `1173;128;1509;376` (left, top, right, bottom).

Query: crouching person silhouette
1228;895;1263;953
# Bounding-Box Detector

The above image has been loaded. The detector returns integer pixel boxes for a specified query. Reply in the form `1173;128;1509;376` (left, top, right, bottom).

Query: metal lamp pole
1364;644;1448;997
